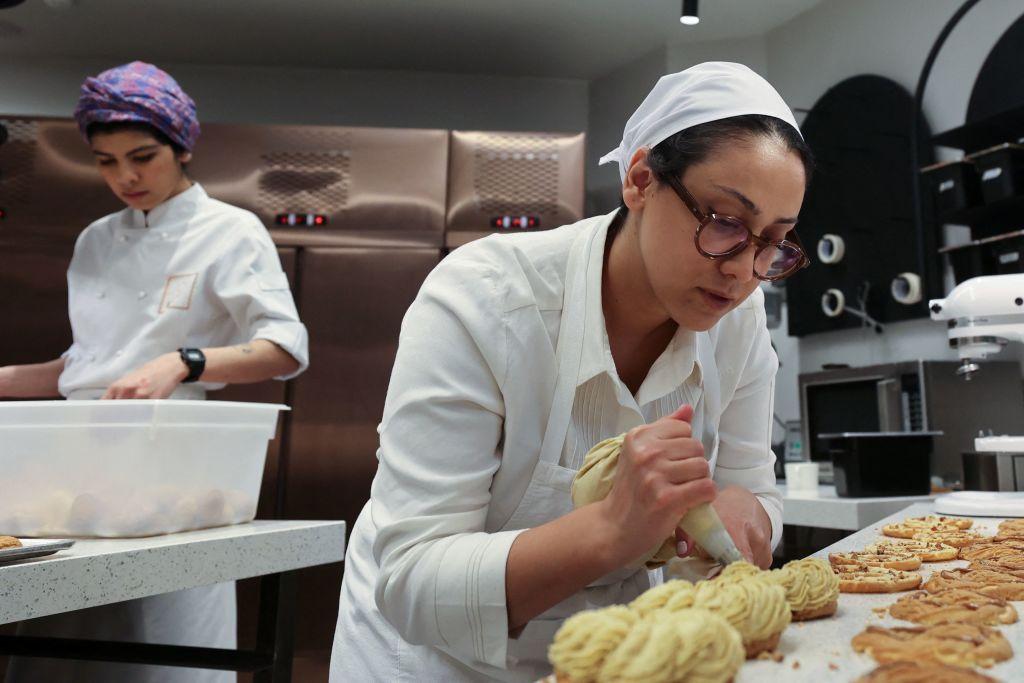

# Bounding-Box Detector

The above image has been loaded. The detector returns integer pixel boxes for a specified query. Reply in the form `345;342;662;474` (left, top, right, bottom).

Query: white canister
785;462;820;493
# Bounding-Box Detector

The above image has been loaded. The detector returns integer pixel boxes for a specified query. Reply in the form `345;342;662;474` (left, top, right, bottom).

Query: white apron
5;388;236;683
331;221;722;681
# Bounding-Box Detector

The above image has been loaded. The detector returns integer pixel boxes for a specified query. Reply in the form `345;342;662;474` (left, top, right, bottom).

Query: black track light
681;0;699;26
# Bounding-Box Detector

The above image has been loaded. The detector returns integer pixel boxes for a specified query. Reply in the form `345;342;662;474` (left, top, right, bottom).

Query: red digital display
490;215;540;230
275;213;328;227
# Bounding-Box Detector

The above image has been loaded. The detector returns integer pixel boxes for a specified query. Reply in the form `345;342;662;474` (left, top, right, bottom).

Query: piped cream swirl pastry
715;559;839;620
548;606;638;682
770;558;840;620
598;609;743;683
691;574;791;657
548;607;743;683
629;580;695;617
715;560;762;584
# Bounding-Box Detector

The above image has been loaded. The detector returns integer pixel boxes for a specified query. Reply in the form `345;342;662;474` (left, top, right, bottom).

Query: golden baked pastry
888;589;1017;626
549;606;744;683
909;529;981;548
691;574;791;658
997;518;1024;535
854;661;997;682
831;549;922;571
864;539;958;562
851;623;1012;668
0;536;21;550
904;516;973;530
833;565;922;593
629;580;696;617
598;609;744;683
970;557;1024;574
883;521;963;539
769;558;840;620
924;568;1024;601
571;435;676;569
960;538;1024;561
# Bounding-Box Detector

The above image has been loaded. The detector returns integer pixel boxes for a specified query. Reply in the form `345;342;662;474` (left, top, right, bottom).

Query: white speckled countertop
737;502;1021;682
779;485;936;531
0;520;345;625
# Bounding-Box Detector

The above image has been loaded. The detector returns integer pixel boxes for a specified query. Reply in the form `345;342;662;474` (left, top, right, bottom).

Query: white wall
763;0;1024;424
667;35;768;77
0;57;589;133
586;47;668;215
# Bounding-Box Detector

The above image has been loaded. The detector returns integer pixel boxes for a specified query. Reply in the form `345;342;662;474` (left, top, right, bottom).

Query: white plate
934;491;1024;517
0;538;75;564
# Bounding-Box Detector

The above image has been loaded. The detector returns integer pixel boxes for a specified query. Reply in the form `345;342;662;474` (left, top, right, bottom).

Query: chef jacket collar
123;182;206;230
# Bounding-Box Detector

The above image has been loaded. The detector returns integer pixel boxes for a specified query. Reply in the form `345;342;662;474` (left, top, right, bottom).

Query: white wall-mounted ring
890;272;922;305
821;288;845;317
817;234;845;264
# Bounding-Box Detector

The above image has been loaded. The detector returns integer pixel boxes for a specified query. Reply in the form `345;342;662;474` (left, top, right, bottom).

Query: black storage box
940;239;996;284
921;158;982;215
968;143;1024;205
989;230;1024;275
821;432;939;497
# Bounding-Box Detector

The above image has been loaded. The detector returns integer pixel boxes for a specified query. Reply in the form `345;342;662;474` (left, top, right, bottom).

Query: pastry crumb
828;662;838;670
755;650;784;663
792;660;800;669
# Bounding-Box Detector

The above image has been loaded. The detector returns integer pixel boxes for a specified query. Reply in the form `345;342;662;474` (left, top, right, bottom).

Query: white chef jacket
330;210;782;682
59;182;308;398
6;184;309;683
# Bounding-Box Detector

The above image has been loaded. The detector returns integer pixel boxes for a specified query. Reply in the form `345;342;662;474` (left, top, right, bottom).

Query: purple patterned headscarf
73;61;200;151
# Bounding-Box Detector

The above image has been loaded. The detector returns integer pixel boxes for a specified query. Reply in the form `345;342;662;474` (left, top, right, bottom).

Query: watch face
185;350;203;362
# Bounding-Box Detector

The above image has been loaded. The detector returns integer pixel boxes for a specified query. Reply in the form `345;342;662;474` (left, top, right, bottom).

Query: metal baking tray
0;539;75;564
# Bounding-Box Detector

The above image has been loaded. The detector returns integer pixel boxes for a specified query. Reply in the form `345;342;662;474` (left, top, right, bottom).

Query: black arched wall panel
785;75;936;337
967;10;1024;124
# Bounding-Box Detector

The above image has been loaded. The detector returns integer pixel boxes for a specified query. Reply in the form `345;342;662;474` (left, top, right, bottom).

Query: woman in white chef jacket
0;62;308;683
330;62;814;682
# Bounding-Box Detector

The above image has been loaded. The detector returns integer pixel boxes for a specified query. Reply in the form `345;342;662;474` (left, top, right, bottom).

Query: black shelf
939;193;1024;228
932;104;1024;152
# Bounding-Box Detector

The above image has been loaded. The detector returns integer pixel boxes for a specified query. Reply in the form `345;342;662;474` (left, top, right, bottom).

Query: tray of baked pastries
539;511;1024;682
0;536;75;564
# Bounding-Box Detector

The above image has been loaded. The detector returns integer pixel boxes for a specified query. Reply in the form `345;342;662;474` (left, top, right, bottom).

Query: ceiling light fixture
680;0;699;26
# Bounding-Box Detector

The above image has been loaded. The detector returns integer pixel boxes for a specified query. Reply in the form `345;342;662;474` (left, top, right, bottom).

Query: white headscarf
598;62;801;183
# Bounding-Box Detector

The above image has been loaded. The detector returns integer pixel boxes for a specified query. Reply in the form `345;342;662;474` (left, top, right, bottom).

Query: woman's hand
103;353;188;399
705;484;773;568
595;404;716;566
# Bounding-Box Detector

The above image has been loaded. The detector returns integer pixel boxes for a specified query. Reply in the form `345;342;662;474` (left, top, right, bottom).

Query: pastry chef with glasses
331;61;813;682
0;61;308;683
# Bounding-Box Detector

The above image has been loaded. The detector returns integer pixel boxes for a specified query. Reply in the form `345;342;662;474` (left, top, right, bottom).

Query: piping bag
572;433;746;568
678;503;745;566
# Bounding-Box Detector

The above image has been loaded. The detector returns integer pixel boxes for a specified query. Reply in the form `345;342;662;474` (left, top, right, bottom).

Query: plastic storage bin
921;158;982;215
968;143;1024;205
989;231;1024;275
0;400;286;537
821;431;939;497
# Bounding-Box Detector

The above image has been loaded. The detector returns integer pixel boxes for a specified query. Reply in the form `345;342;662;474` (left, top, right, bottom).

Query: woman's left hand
102;353;188;399
677;485;773;568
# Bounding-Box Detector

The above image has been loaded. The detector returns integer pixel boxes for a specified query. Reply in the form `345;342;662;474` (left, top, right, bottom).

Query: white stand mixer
928;273;1024;516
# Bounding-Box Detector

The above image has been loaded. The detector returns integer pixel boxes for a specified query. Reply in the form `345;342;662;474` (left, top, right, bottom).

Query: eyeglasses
663;176;810;282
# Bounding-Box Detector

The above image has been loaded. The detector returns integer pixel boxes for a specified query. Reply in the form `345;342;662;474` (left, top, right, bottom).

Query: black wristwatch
178;347;206;383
